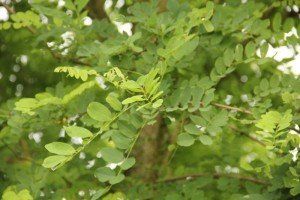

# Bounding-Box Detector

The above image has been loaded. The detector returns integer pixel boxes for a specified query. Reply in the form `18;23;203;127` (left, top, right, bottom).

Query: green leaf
260;42;269;58
95;167;115;182
202;89;214;106
278;110;292;131
199;135;213;145
260;78;269;91
42;155;68;168
184;124;201;135
45;142;75;155
234;44;244;62
122;95;145;105
177;133;195;147
206;1;214;10
109;174;125;185
121;80;142;92
87;102;112;122
152;99;163;108
106;93;122;111
120;157;136;170
256;110;292;133
211;110;228;127
2;189;33;200
100;147;124;163
118;121;137;138
290;182;300;196
91;188;106;200
203;20;214;32
64;126;93;138
215;57;226;75
245;41;256;58
111;133;132;149
223;48;234;66
76;0;89;12
272;12;281;32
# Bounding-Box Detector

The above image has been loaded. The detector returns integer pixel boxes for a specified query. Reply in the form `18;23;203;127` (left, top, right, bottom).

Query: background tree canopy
0;0;300;199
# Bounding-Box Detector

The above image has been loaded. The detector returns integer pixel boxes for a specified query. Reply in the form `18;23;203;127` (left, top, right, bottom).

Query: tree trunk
131;115;170;182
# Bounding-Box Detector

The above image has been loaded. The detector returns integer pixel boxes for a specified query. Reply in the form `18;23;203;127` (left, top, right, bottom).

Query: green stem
53;104;135;170
99;122;147;198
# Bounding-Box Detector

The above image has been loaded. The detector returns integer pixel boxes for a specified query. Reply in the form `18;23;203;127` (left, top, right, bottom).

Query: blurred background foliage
0;0;300;199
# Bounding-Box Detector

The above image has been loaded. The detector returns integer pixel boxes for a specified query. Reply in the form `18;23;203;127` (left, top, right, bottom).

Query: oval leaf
42;155;68;168
122;95;145;105
245;41;256;58
45;142;75;155
152;99;163;108
95;167;115;182
120;157;136;170
87;102;112;122
234;44;244;62
203;20;214;32
199;135;213;145
100;147;124;163
109;173;125;185
106;93;122;111
121;80;142;92
177;133;195;147
65;126;93;138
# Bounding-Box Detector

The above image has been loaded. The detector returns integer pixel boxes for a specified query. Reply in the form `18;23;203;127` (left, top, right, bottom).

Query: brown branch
0;2;14;13
157;173;268;185
212;103;252;115
1;139;36;163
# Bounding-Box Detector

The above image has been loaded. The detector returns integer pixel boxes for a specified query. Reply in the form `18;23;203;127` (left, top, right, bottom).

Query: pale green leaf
152;99;163;108
42;155;68;168
121;80;142;92
260;42;269;58
87;102;112;122
203;20;214;32
234;44;244;62
122;95;145;105
45;142;75;155
223;48;234;66
245;41;256;58
64;126;93;138
106;93;122;111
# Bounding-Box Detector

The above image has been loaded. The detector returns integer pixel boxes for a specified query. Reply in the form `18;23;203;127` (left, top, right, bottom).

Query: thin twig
168;113;185;164
211;103;299;135
212;103;253;115
53;104;135;170
1;139;37;163
101;122;147;198
230;125;266;147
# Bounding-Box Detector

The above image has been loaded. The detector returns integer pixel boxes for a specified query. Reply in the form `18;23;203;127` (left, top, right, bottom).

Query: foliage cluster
0;0;299;199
